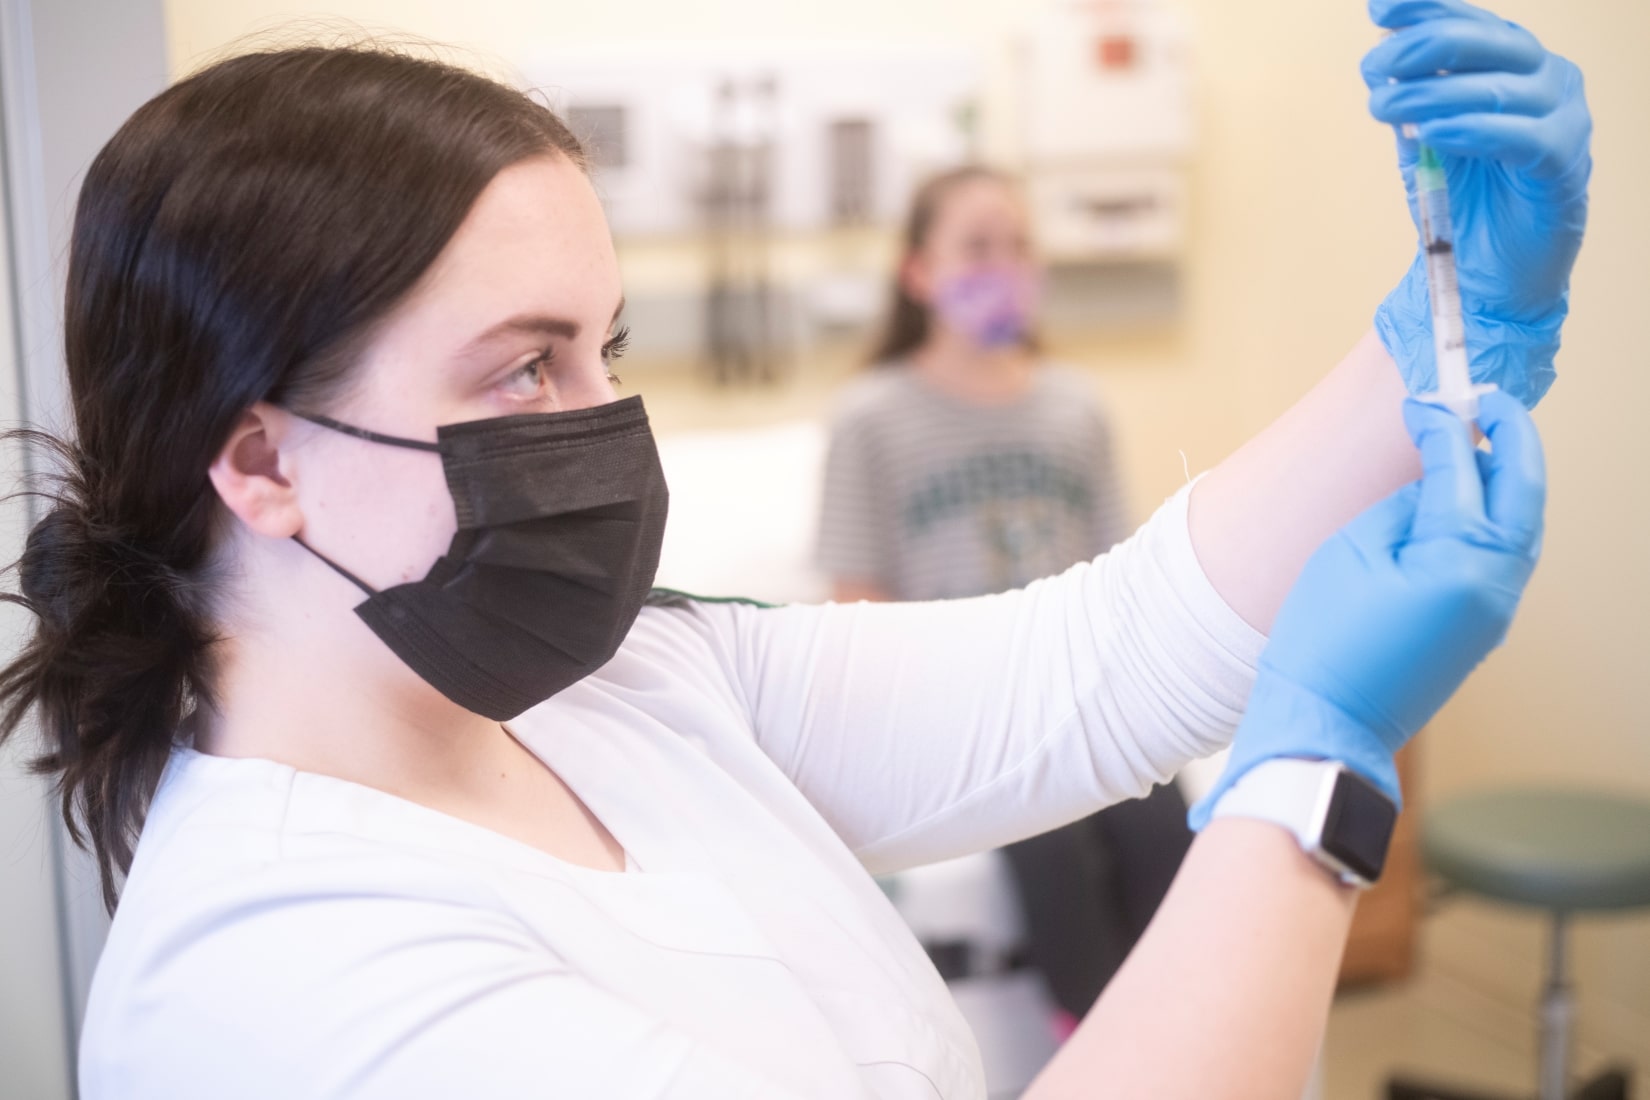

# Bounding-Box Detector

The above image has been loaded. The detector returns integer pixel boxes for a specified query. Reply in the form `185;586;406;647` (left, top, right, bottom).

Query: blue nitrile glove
1365;0;1591;408
1190;389;1546;829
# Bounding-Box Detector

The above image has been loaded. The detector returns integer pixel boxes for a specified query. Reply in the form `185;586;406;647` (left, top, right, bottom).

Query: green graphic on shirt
901;450;1093;536
980;497;1065;592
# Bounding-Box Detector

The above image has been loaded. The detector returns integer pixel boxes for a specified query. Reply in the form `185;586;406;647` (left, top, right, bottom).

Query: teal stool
1387;789;1650;1100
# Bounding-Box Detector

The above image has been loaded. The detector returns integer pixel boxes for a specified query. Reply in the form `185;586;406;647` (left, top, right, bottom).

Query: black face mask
292;395;669;720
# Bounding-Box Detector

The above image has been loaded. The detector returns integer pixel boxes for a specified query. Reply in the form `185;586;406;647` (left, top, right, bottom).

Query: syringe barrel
1415;148;1472;398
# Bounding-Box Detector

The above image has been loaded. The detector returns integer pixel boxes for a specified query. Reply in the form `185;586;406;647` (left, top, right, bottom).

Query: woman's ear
207;402;303;539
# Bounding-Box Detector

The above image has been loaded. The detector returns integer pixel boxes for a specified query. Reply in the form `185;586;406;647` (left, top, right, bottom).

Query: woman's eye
497;331;629;400
500;350;553;398
602;325;631;387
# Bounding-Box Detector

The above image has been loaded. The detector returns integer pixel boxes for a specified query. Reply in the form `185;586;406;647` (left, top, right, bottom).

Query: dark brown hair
0;44;585;910
864;164;1040;366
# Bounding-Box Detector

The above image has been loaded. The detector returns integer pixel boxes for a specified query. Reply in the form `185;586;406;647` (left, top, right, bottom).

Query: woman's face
283;154;625;594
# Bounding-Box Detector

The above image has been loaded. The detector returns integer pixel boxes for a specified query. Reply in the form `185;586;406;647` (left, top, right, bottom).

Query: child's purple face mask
932;265;1041;349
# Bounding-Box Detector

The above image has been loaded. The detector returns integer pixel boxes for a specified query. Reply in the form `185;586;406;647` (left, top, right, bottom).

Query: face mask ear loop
289;410;443;453
292;535;378;597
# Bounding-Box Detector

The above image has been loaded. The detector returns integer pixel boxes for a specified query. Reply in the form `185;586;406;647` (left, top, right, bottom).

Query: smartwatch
1209;758;1398;888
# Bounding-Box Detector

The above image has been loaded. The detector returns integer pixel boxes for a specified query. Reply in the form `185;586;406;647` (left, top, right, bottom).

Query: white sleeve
707;482;1266;875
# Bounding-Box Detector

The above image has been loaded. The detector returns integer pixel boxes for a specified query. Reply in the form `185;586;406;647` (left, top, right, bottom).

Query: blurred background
1;1;1645;1097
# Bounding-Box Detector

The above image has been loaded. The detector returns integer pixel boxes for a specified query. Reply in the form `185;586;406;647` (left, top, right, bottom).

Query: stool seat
1425;789;1650;912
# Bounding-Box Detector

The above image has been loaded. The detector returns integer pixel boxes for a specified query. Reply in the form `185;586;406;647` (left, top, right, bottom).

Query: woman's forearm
1022;818;1357;1100
1189;328;1419;634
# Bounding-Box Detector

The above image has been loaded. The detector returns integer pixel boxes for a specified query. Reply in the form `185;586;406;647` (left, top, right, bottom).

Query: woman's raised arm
1029;387;1548;1099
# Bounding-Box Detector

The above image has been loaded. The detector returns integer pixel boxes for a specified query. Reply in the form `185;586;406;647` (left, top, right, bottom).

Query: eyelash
513;325;631;392
602;325;630;385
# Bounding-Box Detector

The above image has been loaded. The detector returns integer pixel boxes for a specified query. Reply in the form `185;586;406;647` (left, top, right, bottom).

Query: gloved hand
1190;389;1545;828
1366;0;1591;408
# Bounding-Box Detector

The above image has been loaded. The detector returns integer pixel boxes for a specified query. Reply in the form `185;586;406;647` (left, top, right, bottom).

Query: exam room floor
1327;970;1542;1099
1325;904;1645;1099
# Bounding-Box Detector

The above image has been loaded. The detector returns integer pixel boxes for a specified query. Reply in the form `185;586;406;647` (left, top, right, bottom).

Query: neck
912;327;1035;403
196;566;514;807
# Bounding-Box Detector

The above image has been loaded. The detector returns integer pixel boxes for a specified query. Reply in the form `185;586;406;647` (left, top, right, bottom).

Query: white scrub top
78;484;1263;1099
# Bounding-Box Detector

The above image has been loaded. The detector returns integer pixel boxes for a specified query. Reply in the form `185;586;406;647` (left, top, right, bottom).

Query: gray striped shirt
816;363;1129;601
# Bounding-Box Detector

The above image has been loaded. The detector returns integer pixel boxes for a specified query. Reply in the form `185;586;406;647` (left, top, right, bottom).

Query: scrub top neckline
168;742;643;884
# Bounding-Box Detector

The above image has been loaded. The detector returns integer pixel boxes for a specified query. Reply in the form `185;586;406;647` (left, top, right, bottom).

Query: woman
3;2;1586;1097
816;164;1191;1042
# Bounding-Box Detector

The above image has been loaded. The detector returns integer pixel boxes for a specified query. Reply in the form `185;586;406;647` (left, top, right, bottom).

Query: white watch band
1210;758;1368;887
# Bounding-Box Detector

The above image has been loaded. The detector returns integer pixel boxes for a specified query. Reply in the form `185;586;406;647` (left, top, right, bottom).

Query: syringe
1405;126;1492;419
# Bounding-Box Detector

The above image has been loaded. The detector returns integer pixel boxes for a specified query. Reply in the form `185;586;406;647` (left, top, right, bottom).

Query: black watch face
1321;771;1397;882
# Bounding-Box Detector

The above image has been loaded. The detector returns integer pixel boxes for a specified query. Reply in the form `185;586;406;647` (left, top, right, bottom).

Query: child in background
816;165;1193;1044
818;166;1127;604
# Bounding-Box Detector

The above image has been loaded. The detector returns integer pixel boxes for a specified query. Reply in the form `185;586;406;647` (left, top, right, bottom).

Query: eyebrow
459;297;626;353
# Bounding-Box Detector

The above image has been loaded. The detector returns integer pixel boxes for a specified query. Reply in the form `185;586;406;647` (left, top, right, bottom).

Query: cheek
304;442;458;587
910;256;966;305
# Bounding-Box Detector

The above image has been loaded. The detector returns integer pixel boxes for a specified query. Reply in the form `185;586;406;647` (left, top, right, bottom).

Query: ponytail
0;433;215;911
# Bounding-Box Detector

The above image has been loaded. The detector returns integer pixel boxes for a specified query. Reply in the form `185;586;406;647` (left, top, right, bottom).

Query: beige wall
166;0;1650;1060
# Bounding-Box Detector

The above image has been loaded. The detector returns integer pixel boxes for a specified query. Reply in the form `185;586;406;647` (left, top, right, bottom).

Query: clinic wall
164;0;1650;1061
0;344;71;1098
0;117;71;1100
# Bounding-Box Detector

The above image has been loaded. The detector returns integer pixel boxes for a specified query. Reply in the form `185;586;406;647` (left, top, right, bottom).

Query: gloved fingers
1370;70;1561;127
1415;111;1577;178
1338;482;1422;555
1368;0;1503;32
1416;56;1589;183
1403;397;1486;538
1363;17;1542;88
1472;388;1546;553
